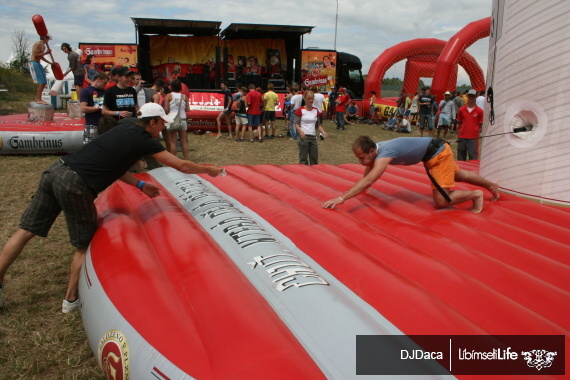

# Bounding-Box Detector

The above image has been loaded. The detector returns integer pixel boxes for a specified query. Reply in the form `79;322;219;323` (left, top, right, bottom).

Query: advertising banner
301;50;337;92
79;43;138;74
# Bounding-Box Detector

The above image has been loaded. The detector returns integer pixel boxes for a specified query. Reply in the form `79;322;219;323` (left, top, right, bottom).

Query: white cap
138;103;174;123
444;91;451;95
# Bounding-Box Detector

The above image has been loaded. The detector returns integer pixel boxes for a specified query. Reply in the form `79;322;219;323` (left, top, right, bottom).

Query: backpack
231;94;241;112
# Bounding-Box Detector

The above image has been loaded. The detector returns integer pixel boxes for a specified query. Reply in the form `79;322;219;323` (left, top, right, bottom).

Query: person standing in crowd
327;86;338;121
312;86;325;119
133;73;164;171
150;79;164;104
396;88;408;116
436;91;456;139
105;67;119;90
61;43;84;95
216;82;233;139
321;135;499;214
418;87;435;137
234;86;248;142
132;72;151;109
0;103;224;312
452;90;465;133
456;89;484;161
369;90;377;118
335;87;349;130
263;83;279;139
408;91;420;123
164;79;189;160
102;67;138;121
245;84;263;142
295;91;328;165
79;72;109;143
283;87;293;132
289;87;303;140
476;90;486;110
311;87;326;139
29;35;53;104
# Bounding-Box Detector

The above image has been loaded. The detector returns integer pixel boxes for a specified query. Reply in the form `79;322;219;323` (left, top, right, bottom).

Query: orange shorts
425;144;459;189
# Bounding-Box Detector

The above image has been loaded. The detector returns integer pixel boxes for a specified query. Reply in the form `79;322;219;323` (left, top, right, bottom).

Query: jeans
457;138;478;160
336;111;345;129
289;110;298;139
419;113;434;130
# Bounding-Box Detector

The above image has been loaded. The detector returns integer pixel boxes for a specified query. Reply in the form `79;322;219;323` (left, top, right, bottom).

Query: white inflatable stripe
80;251;196;379
151;167;452;379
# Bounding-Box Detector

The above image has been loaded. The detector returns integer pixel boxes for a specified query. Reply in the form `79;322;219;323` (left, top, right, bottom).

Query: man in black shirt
0;103;224;312
103;66;138;120
418;87;435;137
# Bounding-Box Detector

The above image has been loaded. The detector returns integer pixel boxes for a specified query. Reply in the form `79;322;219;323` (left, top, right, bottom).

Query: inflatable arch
431;17;491;102
364;38;485;116
80;165;570;378
403;60;458;99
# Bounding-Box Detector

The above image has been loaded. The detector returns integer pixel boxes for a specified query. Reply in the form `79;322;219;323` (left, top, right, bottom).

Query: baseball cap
467;89;477;96
444;91;451;95
116;66;133;77
138;103;174;123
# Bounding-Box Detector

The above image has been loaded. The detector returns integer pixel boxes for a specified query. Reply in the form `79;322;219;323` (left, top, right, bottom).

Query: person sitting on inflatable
0;103;225;313
322;136;500;213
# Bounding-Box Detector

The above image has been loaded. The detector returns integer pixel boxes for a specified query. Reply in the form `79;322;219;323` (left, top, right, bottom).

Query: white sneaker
62;299;80;313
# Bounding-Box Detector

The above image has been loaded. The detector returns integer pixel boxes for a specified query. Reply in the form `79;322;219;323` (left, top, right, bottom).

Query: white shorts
235;115;248;126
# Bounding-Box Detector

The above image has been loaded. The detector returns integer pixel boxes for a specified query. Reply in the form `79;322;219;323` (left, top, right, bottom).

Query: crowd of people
0;28;504;327
12;49;499;313
359;86;486;161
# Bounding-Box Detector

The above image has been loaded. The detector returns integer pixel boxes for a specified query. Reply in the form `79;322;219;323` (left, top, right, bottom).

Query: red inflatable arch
403;60;458;99
431;17;491;102
364;39;485;116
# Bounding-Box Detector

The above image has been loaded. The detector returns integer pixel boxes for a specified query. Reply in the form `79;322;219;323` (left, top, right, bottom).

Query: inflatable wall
0;114;84;154
81;165;569;378
480;0;570;205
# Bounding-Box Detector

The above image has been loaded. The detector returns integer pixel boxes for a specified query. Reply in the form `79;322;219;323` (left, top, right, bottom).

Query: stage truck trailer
80;18;365;129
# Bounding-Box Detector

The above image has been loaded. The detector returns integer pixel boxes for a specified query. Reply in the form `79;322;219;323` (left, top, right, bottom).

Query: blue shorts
247;114;261;127
28;61;47;85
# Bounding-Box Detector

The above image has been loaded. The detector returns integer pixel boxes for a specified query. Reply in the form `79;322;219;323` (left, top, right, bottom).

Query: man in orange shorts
322;136;500;213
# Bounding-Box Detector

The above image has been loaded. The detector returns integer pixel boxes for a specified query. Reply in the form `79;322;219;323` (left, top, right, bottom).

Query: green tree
9;29;30;74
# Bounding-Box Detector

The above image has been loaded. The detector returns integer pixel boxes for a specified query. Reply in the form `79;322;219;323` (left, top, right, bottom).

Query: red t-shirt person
456;105;483;139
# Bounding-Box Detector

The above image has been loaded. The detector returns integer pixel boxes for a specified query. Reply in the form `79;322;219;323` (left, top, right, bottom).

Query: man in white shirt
395;114;411;133
475;90;486;110
289;87;303;140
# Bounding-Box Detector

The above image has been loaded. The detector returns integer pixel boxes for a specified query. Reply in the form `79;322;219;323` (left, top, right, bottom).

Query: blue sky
1;0;492;76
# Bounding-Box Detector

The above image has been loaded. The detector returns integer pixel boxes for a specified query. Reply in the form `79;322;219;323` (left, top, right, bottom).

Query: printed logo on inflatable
98;329;130;380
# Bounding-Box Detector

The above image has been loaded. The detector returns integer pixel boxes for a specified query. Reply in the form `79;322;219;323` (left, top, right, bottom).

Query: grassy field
0;75;458;378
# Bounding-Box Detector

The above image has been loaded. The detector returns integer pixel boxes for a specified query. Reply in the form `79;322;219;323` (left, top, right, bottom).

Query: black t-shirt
418;94;434;115
103;85;138;119
80;85;105;126
223;88;233;108
61;118;165;193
